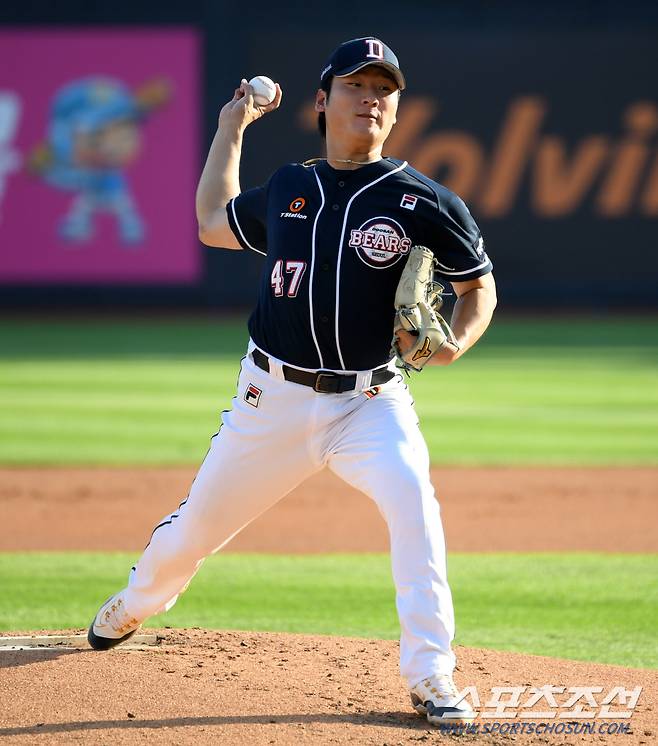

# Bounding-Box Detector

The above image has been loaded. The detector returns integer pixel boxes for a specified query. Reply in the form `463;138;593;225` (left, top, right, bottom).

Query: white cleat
410;674;477;726
87;591;142;650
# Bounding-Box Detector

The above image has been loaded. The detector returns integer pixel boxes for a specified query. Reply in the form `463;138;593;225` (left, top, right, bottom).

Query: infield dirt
1;629;656;745
1;466;656;744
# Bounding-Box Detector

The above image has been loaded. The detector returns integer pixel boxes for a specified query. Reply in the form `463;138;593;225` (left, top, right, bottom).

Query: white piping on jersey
230;198;266;256
435;256;491;276
334;160;408;369
310;169;326;367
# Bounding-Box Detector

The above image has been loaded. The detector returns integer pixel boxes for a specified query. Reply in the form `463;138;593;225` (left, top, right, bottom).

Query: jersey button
320;315;329;323
331;204;340;211
338;180;345;187
321;262;330;271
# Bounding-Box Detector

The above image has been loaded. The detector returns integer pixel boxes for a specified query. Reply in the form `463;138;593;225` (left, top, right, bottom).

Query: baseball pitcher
87;37;497;726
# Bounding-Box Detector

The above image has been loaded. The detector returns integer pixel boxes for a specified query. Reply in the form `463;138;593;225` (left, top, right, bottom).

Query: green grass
1;317;657;465
1;552;656;669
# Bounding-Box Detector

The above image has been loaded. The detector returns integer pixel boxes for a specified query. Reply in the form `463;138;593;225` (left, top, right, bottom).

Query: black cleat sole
87;623;138;650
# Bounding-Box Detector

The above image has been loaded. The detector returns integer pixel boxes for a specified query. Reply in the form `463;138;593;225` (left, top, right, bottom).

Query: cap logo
365;39;384;59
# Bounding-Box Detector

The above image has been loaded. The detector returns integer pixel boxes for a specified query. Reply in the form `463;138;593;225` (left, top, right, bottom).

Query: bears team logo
349;216;412;268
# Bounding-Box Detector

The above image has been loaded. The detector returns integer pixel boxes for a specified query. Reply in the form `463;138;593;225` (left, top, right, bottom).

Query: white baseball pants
123;341;456;686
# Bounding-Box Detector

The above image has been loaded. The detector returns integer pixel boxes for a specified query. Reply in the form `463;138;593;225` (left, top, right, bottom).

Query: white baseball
248;75;277;106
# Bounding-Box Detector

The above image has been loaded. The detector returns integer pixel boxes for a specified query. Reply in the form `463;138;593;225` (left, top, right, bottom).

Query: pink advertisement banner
0;28;201;284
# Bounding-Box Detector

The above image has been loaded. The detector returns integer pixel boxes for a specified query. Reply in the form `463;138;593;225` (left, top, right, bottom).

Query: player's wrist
429;340;460;366
217;120;246;142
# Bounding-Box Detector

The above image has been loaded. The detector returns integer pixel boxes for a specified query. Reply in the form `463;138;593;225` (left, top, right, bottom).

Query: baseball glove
391;245;457;372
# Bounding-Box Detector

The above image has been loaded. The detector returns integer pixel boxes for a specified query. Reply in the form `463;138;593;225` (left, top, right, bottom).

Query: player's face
320;67;399;150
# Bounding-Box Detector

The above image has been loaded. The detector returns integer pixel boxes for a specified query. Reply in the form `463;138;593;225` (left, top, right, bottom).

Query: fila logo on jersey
400;194;417;211
244;384;262;407
349;217;412;268
280;197;307;220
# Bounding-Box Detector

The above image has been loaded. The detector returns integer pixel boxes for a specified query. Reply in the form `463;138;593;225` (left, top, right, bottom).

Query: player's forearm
450;285;497;356
430;277;497;365
196;125;244;232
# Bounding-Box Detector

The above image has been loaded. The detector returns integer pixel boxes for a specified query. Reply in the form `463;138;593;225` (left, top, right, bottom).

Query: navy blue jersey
227;157;492;371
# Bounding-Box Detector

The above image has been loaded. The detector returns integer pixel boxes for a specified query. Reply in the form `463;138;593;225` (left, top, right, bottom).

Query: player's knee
153;522;209;563
375;467;434;515
391;465;426;495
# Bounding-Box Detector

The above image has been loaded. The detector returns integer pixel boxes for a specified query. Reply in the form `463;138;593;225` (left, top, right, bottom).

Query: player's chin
351;119;383;143
353;115;381;131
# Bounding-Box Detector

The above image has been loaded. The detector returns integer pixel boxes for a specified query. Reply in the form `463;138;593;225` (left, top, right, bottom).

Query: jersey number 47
271;259;307;298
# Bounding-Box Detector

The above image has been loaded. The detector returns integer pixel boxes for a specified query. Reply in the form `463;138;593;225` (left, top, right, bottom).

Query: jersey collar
314;157;400;183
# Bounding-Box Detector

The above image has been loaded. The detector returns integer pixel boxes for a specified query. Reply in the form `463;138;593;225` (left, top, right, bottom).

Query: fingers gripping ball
248;76;277;106
391;245;457;371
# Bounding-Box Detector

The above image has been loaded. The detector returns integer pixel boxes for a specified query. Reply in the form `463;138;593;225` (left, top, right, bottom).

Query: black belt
251;349;395;394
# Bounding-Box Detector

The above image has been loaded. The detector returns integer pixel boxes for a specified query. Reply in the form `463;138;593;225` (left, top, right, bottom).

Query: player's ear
315;89;327;113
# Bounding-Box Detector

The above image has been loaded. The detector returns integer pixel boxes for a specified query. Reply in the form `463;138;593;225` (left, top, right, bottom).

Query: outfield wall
1;1;657;310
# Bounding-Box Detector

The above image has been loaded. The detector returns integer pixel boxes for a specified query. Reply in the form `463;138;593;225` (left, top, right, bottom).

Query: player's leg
327;379;475;725
325;379;472;722
88;355;321;648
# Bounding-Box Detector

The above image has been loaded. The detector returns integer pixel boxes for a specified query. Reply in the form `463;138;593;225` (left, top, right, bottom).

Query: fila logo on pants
245;384;262;408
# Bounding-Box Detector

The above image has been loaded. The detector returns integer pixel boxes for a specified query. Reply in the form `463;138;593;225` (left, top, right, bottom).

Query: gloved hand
391;246;457;372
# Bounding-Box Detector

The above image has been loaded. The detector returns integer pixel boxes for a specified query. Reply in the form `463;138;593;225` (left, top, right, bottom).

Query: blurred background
1;0;657;466
1;0;657;311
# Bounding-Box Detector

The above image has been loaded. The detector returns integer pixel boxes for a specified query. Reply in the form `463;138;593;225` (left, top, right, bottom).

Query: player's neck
325;142;383;170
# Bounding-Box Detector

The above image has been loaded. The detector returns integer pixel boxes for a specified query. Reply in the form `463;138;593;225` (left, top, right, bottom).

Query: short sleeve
226;184;268;255
426;189;492;281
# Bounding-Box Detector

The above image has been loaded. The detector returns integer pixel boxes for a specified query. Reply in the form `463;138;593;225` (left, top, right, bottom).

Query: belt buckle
314;371;340;393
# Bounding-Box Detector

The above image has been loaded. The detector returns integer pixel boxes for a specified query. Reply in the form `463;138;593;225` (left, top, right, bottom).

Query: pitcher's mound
0;629;655;744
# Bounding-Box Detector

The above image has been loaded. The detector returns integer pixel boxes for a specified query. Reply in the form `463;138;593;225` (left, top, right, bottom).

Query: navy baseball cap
320;37;406;91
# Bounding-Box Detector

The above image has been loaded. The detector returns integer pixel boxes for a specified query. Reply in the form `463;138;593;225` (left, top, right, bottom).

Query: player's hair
317;77;332;139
